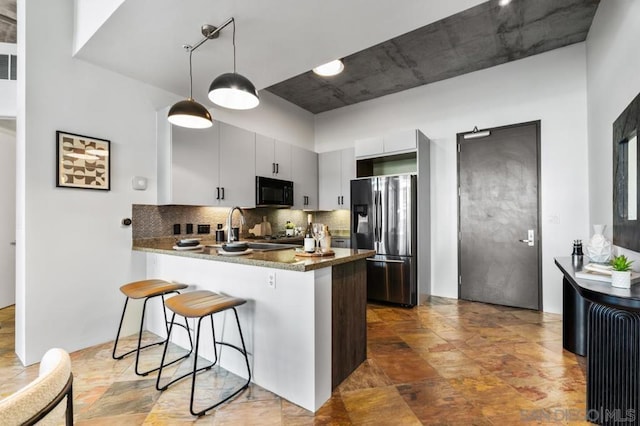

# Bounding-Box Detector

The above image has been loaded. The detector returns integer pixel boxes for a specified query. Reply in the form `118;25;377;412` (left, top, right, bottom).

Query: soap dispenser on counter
215;224;225;242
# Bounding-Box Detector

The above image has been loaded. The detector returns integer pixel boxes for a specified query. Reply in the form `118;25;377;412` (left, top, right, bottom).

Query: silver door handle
10;241;16;246
366;258;405;264
518;229;535;247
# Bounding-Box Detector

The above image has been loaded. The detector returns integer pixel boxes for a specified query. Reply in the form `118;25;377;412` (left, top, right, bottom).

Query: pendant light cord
189;48;194;99
232;18;236;74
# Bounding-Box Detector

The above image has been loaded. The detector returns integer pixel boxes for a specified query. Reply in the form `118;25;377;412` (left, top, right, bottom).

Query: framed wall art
56;131;111;191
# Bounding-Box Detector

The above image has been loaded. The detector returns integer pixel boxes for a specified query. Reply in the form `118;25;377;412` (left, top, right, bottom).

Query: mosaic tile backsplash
132;205;351;240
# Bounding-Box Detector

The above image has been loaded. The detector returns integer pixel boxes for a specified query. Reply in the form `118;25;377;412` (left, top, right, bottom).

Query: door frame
456;120;542;310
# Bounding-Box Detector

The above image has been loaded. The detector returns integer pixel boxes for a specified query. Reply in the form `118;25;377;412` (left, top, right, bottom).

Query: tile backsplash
132;205;351;239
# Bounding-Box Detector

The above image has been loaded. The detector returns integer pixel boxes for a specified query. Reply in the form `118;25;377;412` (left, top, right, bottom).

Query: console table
556;257;640;425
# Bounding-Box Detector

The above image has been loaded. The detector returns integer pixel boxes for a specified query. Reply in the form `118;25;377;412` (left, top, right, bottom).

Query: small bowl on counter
221;242;249;252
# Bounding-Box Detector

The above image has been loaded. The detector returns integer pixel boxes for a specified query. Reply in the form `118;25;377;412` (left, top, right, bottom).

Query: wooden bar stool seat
156;290;251;417
112;279;193;376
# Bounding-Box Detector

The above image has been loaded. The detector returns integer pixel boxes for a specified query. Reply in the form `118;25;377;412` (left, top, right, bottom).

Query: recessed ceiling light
499;0;512;6
313;59;344;77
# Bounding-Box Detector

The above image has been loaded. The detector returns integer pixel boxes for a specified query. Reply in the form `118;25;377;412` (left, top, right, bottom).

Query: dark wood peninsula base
556;257;640;425
331;259;367;388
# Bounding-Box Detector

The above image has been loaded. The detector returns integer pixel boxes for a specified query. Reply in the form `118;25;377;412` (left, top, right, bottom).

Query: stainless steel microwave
255;176;294;207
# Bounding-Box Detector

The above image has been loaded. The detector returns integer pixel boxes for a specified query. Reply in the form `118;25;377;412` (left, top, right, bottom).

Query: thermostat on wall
132;176;147;190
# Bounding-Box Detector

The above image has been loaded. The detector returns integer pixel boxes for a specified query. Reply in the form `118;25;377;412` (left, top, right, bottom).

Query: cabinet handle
216;187;220;200
338;196;341;205
272;163;276;174
276;163;279;174
221;187;225;200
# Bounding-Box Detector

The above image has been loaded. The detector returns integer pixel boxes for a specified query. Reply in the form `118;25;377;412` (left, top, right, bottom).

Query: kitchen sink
208;242;298;252
246;242;298;251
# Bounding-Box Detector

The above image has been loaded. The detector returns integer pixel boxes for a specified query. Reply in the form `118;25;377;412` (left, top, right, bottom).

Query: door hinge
458;187;460;197
458;231;461;241
458;275;461;285
457;144;460;153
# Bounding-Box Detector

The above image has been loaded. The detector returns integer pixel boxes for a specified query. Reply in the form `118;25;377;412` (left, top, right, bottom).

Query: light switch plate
132;176;147;190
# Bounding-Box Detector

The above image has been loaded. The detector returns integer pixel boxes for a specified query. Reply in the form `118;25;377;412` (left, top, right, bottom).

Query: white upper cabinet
170;123;220;206
319;147;355;210
255;134;292;180
291;145;318;210
218;122;256;208
340;147;355;208
354;136;383;158
158;115;256;208
355;129;418;158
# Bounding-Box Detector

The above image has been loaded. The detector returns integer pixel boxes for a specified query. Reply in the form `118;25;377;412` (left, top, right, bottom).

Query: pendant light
207;18;260;110
168;48;213;129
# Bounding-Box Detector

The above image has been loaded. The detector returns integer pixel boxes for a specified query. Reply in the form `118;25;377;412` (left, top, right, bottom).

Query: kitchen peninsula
133;239;374;412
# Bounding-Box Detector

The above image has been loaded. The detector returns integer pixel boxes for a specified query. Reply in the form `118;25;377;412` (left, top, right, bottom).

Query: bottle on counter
304;215;315;253
321;225;332;252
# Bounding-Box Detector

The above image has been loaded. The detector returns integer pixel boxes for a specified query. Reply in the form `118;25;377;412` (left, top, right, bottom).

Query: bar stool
156;290;251;417
112;279;193;376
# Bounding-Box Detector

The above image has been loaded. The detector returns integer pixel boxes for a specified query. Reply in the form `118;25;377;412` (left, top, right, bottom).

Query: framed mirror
613;91;640;251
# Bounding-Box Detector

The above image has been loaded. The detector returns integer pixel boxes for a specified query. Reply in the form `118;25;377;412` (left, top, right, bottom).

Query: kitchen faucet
226;206;246;243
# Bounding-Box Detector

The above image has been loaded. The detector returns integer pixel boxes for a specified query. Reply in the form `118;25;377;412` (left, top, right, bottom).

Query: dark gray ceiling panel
266;0;600;114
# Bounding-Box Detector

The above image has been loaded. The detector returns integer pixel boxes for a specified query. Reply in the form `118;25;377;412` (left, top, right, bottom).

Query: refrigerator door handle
373;190;379;242
377;189;383;247
366;258;405;264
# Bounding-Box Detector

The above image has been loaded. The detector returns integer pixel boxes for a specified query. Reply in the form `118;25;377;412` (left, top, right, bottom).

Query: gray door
458;121;541;310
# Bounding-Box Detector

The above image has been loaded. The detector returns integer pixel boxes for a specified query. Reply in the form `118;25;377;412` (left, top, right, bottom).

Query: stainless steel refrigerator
351;175;417;306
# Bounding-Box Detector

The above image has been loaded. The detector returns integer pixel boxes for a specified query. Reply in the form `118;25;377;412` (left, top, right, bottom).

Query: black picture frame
56;131;111;191
613;92;640;251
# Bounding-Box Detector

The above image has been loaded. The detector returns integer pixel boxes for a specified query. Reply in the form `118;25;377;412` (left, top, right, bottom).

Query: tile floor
0;297;588;425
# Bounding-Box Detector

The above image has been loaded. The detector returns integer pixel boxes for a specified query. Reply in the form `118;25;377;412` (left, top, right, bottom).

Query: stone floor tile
341;385;422;425
0;297;589;425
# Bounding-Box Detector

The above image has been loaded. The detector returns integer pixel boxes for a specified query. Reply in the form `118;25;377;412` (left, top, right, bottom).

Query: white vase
611;270;631;289
585;224;612;263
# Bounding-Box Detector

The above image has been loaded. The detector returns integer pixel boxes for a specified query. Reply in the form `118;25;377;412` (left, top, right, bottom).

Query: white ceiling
74;0;486;108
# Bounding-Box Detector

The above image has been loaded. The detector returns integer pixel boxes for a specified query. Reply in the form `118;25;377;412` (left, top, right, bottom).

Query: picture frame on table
56;131;111;191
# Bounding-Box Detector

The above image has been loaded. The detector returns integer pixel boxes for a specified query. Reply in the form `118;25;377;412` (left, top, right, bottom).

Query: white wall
0;42;17;118
586;0;640;262
315;44;590;314
17;0;175;365
0;126;16;308
203;90;315;150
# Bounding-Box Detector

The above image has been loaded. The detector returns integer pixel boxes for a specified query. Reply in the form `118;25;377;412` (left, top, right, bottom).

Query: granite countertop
133;238;375;272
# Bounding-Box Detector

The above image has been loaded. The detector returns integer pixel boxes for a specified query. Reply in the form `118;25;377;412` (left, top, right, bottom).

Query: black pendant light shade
167;98;213;129
208;72;260;110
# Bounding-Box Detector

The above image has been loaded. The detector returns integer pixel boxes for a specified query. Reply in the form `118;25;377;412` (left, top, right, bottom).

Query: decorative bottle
585;224;612;263
304;214;315;253
321;225;332;252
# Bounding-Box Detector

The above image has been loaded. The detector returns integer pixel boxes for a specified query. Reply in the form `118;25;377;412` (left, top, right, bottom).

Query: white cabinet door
256;134;292;180
384;129;417;153
319;150;341;210
219;123;256;208
291;145;318;210
319;148;355;210
355;136;383;158
340;147;355;208
171;123;220;205
255;133;276;178
273;140;292;180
